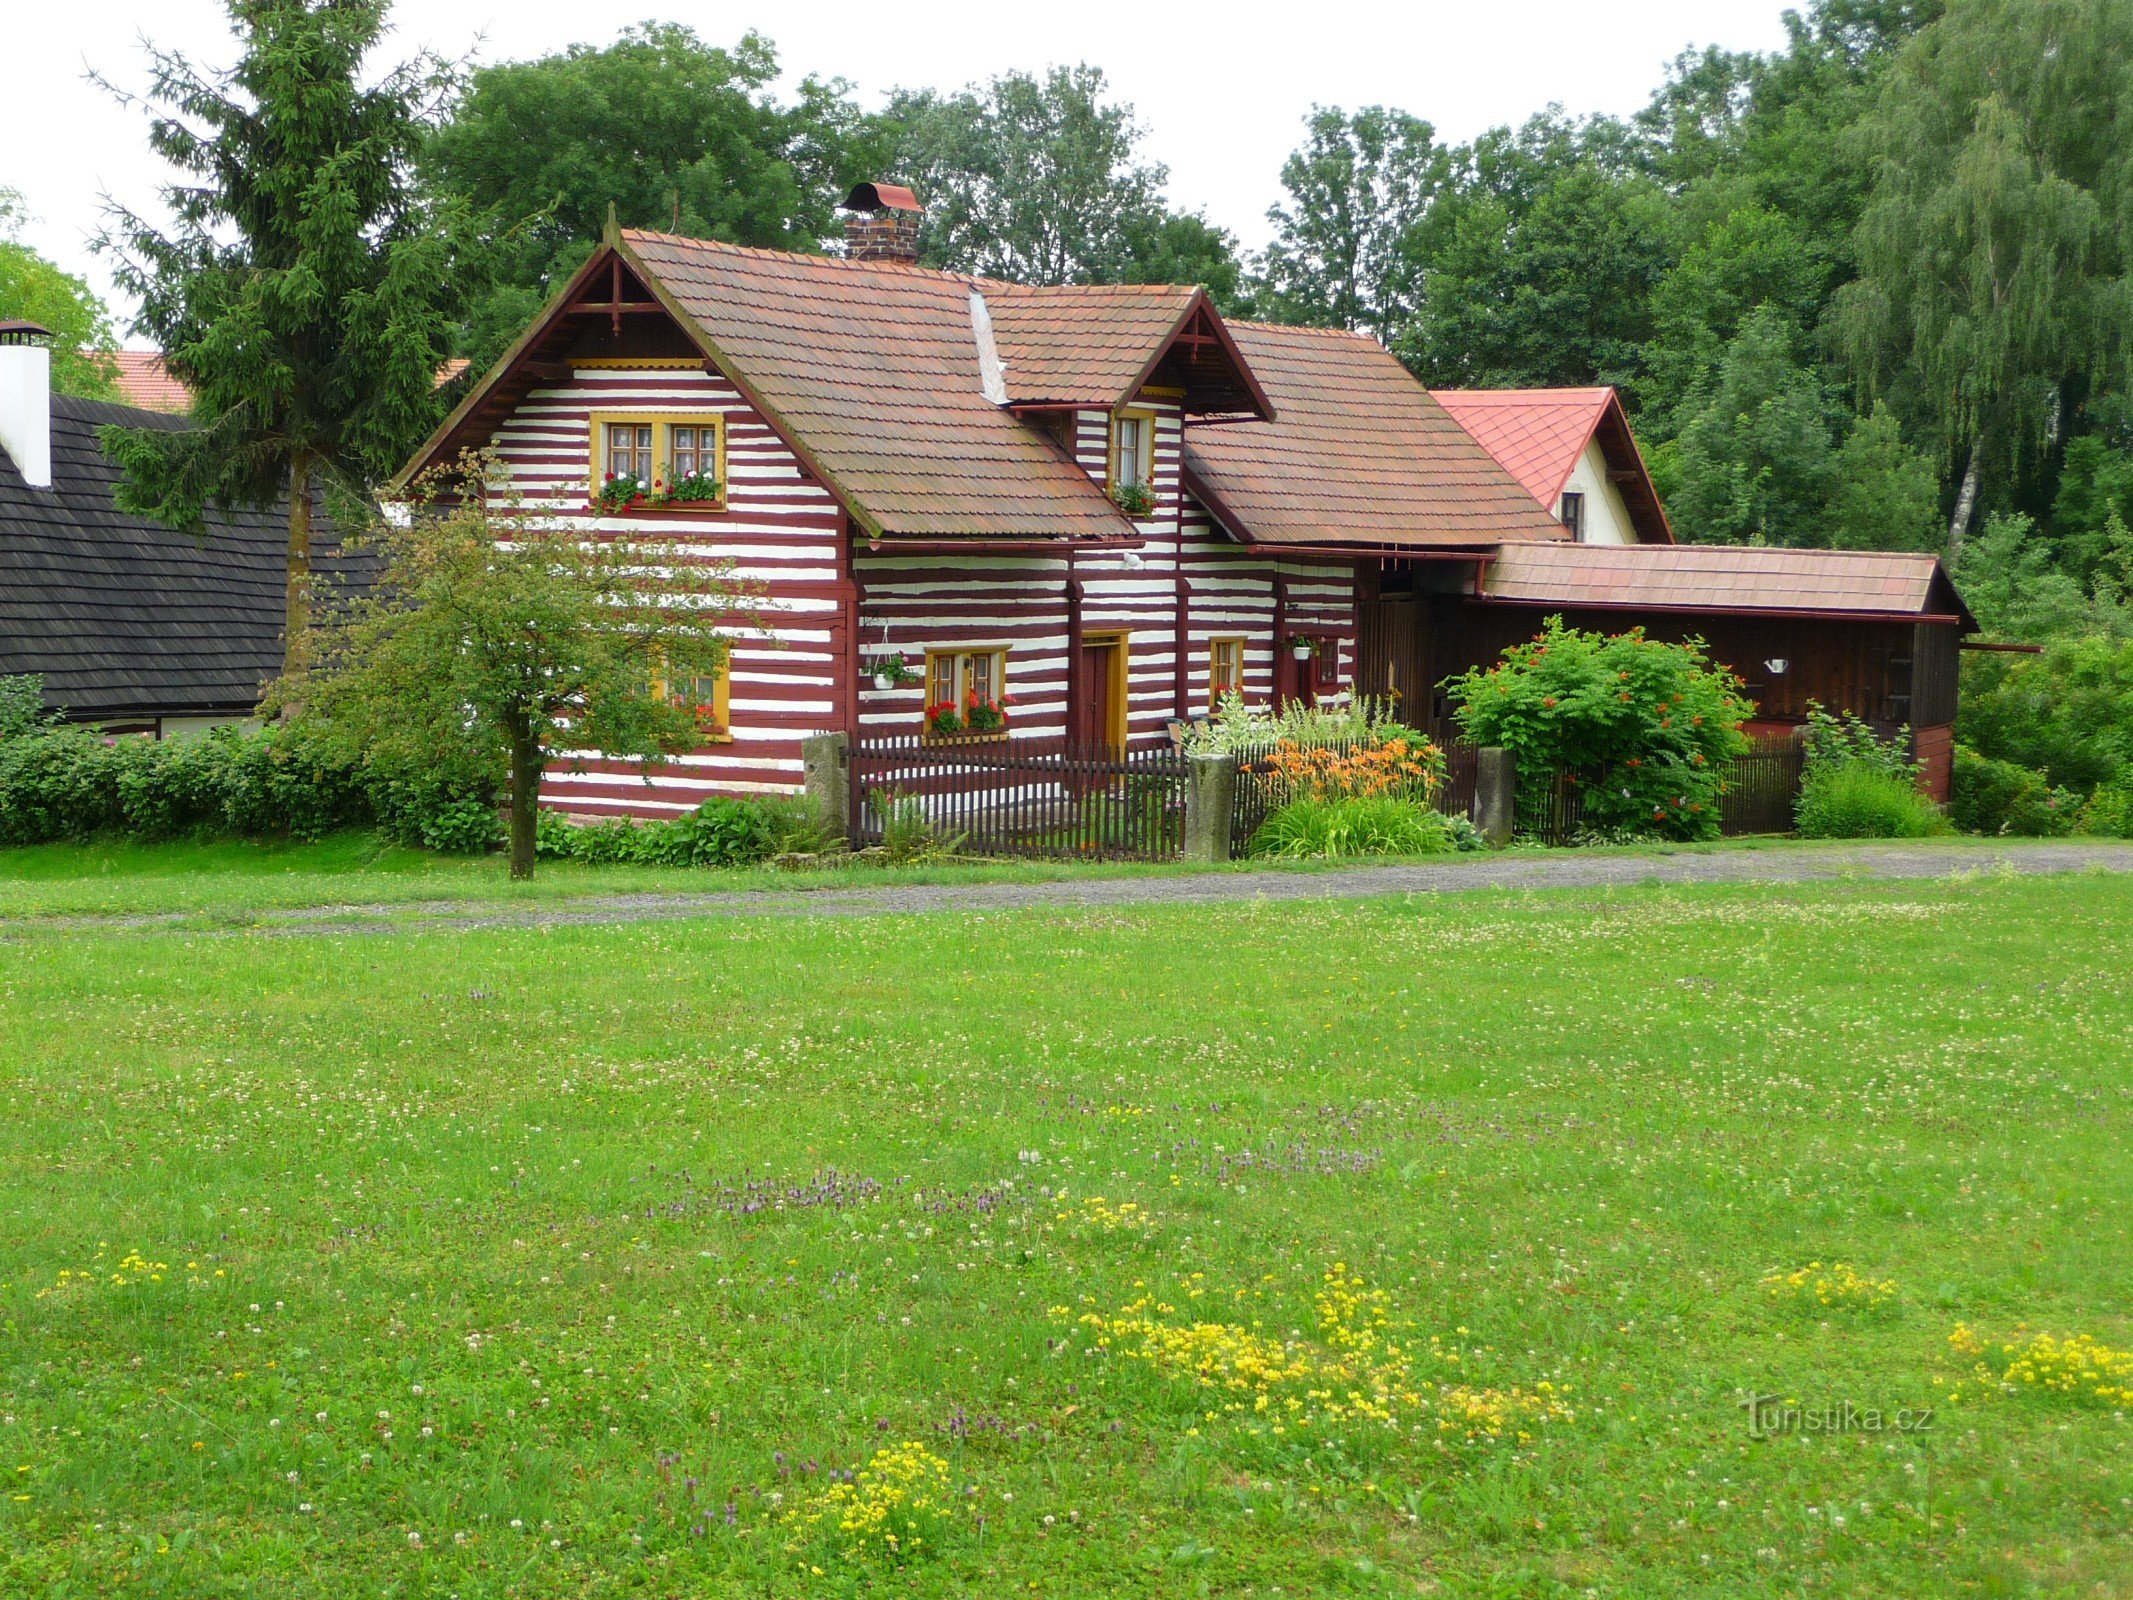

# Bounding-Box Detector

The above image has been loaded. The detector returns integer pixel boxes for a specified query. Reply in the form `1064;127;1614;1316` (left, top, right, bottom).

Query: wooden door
1356;598;1427;718
1074;640;1119;749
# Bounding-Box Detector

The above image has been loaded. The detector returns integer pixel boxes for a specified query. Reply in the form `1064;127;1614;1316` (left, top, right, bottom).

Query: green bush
1958;633;2133;792
1795;763;1949;839
1249;795;1454;858
1949;746;2079;837
2077;778;2133;837
0;723;370;845
1443;617;1751;842
532;795;815;868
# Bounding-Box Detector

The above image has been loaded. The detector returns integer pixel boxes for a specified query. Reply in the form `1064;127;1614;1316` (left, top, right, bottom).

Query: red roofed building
103;351;191;414
1431;387;1670;544
389;183;1975;816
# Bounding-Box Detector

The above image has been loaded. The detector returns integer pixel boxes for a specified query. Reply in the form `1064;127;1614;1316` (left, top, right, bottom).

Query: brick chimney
841;181;923;264
0;320;53;490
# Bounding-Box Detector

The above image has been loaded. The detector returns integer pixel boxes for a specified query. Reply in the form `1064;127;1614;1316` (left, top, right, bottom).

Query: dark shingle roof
0;395;351;719
1181;323;1570;548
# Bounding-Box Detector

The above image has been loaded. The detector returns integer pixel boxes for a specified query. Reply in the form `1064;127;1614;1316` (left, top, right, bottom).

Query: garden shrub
1249;794;1454;858
1184;691;1422;755
0;674;52;740
1442;618;1751;841
531;795;818;868
1949;745;2079;837
2076;777;2133;837
1796;765;1948;838
1957;633;2133;792
1794;707;1946;839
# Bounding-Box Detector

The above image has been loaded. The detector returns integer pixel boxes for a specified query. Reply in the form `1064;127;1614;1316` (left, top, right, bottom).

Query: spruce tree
97;0;476;661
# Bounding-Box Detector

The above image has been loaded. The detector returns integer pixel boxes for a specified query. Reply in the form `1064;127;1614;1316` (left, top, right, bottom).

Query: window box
588;413;728;512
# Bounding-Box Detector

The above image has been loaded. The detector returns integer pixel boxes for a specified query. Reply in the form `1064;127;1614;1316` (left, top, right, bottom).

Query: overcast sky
6;0;1794;345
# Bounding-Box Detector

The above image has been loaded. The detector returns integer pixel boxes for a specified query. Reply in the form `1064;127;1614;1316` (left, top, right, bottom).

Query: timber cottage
393;184;1975;822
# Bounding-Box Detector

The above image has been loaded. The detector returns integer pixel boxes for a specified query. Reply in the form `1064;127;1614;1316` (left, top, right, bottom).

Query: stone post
1182;752;1237;863
1474;746;1514;849
801;731;850;847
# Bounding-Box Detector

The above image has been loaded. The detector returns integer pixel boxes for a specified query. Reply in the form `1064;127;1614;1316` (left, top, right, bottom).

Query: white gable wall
1558;438;1641;545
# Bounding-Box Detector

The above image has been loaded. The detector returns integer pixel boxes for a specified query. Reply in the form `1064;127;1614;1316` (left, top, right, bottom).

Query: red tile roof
103;351;190;414
1428;387;1610;508
1483;542;1974;625
619;230;1132;543
1181;324;1569;549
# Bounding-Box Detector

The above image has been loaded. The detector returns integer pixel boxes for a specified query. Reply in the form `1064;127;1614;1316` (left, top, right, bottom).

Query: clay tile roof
982;282;1200;406
1483;542;1975;625
102;350;191;414
620;230;1132;543
1428;388;1610;508
1180;323;1570;549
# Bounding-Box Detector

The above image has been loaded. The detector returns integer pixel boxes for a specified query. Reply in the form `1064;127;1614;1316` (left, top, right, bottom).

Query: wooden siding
484;364;846;818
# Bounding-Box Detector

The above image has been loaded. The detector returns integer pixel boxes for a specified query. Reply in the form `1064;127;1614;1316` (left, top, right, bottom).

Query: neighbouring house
394;185;1978;815
1430;386;1670;545
0;321;344;734
104;350;191;414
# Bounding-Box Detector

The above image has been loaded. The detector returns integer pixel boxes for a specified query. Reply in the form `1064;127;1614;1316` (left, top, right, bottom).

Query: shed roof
1482;542;1975;626
1180;323;1570;549
0;395;361;719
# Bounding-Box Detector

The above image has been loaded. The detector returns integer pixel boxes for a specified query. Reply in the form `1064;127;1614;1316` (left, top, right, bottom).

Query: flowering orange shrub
1266;735;1443;803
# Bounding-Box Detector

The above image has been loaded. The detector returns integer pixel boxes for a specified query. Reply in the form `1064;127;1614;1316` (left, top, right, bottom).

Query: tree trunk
507;725;541;881
1946;441;1982;565
285;446;314;670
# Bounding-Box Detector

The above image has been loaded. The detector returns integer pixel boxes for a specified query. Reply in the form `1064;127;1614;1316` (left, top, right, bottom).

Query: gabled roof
1482;542;1976;627
1180;323;1571;549
1431;386;1672;542
984;284;1271;416
404;229;1143;544
0;395;361;719
104;351;191;414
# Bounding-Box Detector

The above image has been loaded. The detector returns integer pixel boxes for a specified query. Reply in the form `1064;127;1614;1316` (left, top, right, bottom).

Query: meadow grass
1;868;2130;1595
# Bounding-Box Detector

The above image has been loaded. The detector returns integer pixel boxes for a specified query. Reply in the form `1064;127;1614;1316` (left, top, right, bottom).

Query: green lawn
2;868;2130;1596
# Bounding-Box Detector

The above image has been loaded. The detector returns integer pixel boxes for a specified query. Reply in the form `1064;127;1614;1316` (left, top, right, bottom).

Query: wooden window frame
1559;490;1586;538
586;412;728;510
1108;407;1158;493
923;647;1011;738
1207;635;1245;711
647;648;734;744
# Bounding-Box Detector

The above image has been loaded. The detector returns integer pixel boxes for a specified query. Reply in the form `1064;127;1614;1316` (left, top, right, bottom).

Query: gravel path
16;839;2133;939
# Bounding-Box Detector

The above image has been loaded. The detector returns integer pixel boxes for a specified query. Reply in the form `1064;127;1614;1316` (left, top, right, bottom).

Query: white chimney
0;321;53;490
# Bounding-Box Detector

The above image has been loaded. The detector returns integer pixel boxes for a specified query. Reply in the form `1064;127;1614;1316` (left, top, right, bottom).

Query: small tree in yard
1444;617;1752;841
274;470;743;879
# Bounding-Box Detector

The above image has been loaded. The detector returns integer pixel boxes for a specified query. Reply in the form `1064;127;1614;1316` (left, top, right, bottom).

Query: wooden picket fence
1530;732;1805;844
1228;736;1480;857
849;733;1189;860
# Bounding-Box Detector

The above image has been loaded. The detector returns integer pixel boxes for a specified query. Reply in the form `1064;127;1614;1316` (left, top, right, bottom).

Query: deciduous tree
0;191;120;400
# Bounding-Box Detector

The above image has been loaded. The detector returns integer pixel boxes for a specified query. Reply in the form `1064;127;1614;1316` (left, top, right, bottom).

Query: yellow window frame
923;648;1010;733
1208;635;1245;710
647;648;734;744
587;412;728;507
1108;406;1158;492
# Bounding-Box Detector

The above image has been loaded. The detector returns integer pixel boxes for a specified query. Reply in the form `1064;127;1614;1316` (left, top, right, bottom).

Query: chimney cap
841;181;921;214
0;320;53;346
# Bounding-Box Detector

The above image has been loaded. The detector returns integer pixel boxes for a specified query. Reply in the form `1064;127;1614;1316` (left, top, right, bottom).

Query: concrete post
1474;746;1514;849
1182;752;1237;862
801;731;850;846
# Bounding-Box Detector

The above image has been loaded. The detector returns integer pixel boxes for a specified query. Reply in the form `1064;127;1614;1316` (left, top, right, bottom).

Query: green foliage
1949;744;2079;835
1183;691;1421;757
2050;405;2133;578
422;25;870;368
1956;630;2133;789
0;723;370;846
1398;115;1676;392
0;191;121;400
1444;618;1752;840
2076;774;2133;836
1802;702;1922;784
868;789;957;862
1837;0;2133;534
534;795;811;868
277;471;743;878
879;65;1227;293
0;674;53;741
98;0;481;649
1952;511;2133;643
1794;762;1949;837
1257;106;1441;339
1247;794;1454;859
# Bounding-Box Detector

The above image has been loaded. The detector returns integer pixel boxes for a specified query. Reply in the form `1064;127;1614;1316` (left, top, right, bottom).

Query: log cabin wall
483;358;845;818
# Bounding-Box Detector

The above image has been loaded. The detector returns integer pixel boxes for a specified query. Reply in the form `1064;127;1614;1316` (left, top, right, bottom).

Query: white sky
5;0;1793;345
